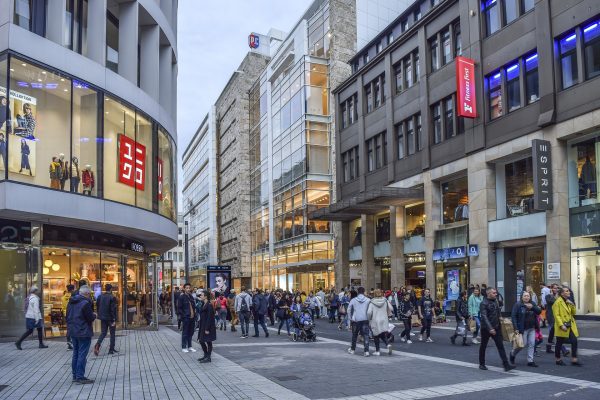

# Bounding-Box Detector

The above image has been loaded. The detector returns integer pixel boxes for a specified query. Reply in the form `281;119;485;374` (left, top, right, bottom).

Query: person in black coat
196;290;216;363
177;283;197;353
94;284;118;356
450;291;471;346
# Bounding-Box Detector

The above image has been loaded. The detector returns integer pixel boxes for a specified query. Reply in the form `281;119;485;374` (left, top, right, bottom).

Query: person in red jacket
217;294;228;331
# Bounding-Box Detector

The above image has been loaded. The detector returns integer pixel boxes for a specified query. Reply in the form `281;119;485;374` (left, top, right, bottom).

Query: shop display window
135;112;153;211
349;218;362;247
504;157;536;217
570;237;600;315
7;58;72;189
441;176;469;224
405;203;425;237
0;55;7;179
503;246;544;310
71;81;99;196
568;137;600;208
41;247;72;336
0;248;31;339
375;213;390;242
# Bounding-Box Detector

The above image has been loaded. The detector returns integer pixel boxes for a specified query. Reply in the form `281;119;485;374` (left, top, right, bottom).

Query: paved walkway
0;327;306;400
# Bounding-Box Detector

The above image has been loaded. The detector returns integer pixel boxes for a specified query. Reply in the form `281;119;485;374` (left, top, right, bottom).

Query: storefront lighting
44;260;53;267
64;89;68;92
31;83;43;89
584;23;598;33
9;68;14;72
37;78;42;82
52;264;60;271
21;63;26;67
525;53;538;64
17;81;28;87
565;34;576;42
43;267;49;275
41;71;46;74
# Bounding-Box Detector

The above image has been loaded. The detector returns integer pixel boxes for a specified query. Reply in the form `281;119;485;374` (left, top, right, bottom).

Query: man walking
235;287;252;338
173;286;182;330
252;289;269;338
94;284;118;356
66;285;96;384
347;287;371;356
177;283;197;353
479;287;515;371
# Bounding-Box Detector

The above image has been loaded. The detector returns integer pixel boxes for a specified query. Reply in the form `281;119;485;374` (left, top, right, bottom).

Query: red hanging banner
456;56;477;118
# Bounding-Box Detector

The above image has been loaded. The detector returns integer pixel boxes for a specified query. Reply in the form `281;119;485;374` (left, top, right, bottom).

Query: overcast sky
176;0;313;156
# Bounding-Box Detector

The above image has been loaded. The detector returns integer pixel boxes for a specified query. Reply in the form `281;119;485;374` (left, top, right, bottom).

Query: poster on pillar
532;139;553;210
447;269;460;301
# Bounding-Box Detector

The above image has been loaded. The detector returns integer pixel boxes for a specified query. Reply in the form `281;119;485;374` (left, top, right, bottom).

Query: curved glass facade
0;53;177;221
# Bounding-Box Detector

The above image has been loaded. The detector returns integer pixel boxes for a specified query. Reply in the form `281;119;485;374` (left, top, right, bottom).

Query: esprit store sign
456;57;476;118
118;134;146;190
532;139;553;210
249;33;260;49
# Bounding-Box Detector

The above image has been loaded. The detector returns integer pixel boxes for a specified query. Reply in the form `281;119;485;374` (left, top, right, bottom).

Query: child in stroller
291;306;317;342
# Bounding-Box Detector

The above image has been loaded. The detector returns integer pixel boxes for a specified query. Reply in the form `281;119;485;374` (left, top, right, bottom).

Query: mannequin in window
70;157;80;193
58;153;69;190
19;139;32;176
82;164;95;196
49;156;61;188
580;155;596;199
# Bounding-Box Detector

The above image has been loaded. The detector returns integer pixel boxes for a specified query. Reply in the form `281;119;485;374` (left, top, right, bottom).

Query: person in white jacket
347;287;372;356
15;286;48;350
368;289;394;356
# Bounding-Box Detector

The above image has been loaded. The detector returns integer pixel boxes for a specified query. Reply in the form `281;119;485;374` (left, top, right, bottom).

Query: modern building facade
159;213;184;289
320;0;600;315
182;111;218;289
0;0;179;339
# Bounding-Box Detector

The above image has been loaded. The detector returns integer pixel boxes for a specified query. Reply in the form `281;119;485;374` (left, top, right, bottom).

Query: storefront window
0;55;7;179
135;113;152;211
103;96;135;206
503;246;544;310
505;157;536;217
441;176;469;224
71;81;99;196
7;58;71;190
42;247;71;336
0;248;31;339
405;203;425;237
349;218;361;247
571;237;600;315
568;136;600;208
375;213;390;242
305;63;328;116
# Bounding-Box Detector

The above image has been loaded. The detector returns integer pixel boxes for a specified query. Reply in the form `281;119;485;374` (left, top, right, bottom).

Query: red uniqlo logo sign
456;56;477;118
118;134;146;190
157;157;163;201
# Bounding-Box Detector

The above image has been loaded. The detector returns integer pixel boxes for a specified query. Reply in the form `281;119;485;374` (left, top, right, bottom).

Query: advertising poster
207;265;231;297
447;269;460;301
0;87;37;176
596;266;600;295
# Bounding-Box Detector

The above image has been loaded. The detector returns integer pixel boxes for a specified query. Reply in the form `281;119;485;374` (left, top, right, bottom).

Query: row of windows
396;113;423;159
487;50;539;120
482;0;535;37
366;132;387;172
559;18;600;90
394;49;420;94
432;95;464;144
365;74;385;114
430;22;461;72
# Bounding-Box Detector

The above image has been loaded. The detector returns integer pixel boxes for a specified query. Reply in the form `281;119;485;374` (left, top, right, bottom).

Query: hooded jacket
66;294;96;338
348;294;370;322
367;297;393;336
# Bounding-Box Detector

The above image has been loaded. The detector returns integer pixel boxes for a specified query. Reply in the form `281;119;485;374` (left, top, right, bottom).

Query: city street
0;318;598;399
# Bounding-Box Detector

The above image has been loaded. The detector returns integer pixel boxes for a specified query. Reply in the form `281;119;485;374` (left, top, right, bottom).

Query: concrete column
424;171;439;290
390;206;405;288
45;0;67;46
140;24;160;99
545;138;570;285
361;214;375;290
335;221;350;289
86;0;107;64
171;61;177;123
0;0;11;26
159;45;172;113
467;151;496;285
118;1;139;84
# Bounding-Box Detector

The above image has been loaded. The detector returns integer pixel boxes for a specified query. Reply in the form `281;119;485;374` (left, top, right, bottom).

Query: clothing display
0;96;11;134
49;157;62;189
19;140;32;176
71;158;80;193
82;166;95;196
454;204;469;221
58;154;69;190
580;156;597;199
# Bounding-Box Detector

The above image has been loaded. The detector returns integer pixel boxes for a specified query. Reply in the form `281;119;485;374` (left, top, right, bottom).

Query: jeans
556;331;578;358
400;319;412;339
420;317;432;338
278;317;291;334
219;309;228;329
451;319;469;341
181;318;194;348
511;328;536;362
70;177;80;192
374;332;391;351
350;320;370;352
239;311;250;335
328;307;337;322
479;328;509;366
253;313;268;336
391;304;398;319
96;320;116;351
71;337;91;380
267;309;275;325
473;316;481;338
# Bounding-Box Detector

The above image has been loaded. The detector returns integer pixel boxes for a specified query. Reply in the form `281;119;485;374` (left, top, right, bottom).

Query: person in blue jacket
510;291;541;367
66;285;96;384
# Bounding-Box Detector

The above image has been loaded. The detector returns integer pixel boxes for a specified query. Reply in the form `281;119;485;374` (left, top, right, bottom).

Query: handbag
468;318;477;332
512;332;524;350
500;317;514;342
338;304;346;315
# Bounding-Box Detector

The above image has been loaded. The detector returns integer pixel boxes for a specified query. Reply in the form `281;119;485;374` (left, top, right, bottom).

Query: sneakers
347;348;355;355
472;338;480;344
419;335;423;342
504;364;516;372
450;335;456;345
406;339;413;344
426;337;434;343
509;352;516;364
188;347;197;353
527;362;539;367
241;335;248;339
76;378;94;385
373;351;381;356
479;364;488;370
364;351;370;357
182;348;189;353
387;344;393;355
400;337;407;343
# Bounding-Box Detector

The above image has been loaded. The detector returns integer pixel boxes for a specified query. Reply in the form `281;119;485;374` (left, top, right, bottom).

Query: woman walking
450;291;471;346
197;290;216;363
15;286;48;350
553;287;581;366
277;293;292;335
367;289;394;355
398;292;414;343
468;287;483;344
216;293;228;331
509;291;541;367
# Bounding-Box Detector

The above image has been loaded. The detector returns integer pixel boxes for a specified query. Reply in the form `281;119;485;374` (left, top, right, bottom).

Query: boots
462;337;470;346
94;342;100;356
198;353;207;362
546;344;553;353
503;362;516;372
450;334;456;345
199;355;211;363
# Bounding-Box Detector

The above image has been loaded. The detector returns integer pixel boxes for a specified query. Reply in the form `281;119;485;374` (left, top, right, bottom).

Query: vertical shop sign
456;57;477;118
157;157;163;201
532;139;553;210
118;134;146;190
248;33;260;49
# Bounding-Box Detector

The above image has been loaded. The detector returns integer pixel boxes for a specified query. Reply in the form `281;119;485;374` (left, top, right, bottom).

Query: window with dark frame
503;0;518;25
341;102;348;129
366;84;373;113
444;98;455;139
483;0;500;36
506;62;521;112
430;37;439;71
367;138;374;172
442;29;452;65
584;21;600;80
559;32;578;89
407;118;415;155
483;0;535;38
394;63;403;93
388;32;394;45
431;22;460;73
397;124;405;159
416;114;423;151
525;53;539;104
404;55;413;88
454;23;462;57
374;78;381;108
489;71;503;119
432;103;442;144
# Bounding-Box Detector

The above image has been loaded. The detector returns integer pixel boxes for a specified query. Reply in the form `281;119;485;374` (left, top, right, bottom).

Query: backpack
239;295;249;312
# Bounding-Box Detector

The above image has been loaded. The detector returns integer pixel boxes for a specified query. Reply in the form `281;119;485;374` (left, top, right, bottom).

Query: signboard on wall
432;246;466;261
447;269;460;301
248;33;260;49
0;219;31;243
207;265;231;297
547;262;560;280
118;134;146;190
532;139;553;210
456;57;477;118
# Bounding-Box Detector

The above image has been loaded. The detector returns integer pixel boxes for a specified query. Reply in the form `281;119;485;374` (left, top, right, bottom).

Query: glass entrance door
100;253;123;328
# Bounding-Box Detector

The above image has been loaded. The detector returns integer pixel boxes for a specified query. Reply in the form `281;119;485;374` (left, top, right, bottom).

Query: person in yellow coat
552;287;581;366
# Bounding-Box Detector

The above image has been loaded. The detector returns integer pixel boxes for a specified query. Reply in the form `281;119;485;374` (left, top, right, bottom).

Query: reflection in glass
0;55;7;178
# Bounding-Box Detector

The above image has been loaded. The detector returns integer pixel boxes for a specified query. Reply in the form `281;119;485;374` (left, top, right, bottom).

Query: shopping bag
411;314;421;327
387;323;396;333
512;332;524;350
468;318;477;332
456;321;466;336
500;317;514;342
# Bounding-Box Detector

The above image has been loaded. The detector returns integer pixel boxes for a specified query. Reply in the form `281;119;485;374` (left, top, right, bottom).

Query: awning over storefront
310;187;424;221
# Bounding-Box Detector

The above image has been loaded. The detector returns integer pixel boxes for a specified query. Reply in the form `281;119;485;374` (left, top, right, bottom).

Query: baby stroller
292;307;317;342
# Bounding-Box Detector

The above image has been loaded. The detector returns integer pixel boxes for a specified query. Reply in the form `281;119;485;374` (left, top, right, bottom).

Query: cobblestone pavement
0;318;599;399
